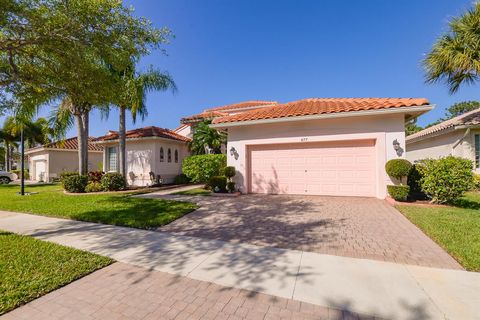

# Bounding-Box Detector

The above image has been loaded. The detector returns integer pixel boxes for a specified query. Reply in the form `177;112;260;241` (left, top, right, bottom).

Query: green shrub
10;169;29;179
417;156;474;204
182;154;227;183
387;185;410;202
224;166;236;180
85;181;103;193
407;164;427;200
174;174;191;185
62;174;88;193
226;181;236;193
385;159;412;180
101;172;126;191
88;171;104;183
60;171;78;183
208;176;227;193
473;173;480;191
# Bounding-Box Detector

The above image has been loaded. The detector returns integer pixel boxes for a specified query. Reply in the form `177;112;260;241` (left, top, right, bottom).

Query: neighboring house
406;108;480;172
95;126;191;186
25;137;103;182
210;98;432;199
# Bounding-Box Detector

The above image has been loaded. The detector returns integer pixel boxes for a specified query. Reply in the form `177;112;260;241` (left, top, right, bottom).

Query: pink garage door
249;140;376;197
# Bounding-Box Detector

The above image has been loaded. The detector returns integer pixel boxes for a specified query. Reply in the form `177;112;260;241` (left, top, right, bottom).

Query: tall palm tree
115;65;176;178
189;120;226;155
424;3;480;93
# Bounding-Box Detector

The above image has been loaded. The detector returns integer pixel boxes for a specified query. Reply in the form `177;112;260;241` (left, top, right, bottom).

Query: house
210;98;433;199
25;137;103;182
95;126;191;186
406;108;480;172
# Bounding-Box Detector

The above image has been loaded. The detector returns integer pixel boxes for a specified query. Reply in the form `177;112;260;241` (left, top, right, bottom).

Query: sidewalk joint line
291;250;303;300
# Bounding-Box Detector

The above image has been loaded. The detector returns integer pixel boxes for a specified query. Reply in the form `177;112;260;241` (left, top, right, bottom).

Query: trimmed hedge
226;181;236;193
209;176;227;192
385;159;412;180
60;171;78;183
417;156;474;204
101;172;126;191
85;181;103;193
387;185;410;202
182;154;227;183
63;174;88;193
224;166;236;180
473;173;480;191
174;174;191;185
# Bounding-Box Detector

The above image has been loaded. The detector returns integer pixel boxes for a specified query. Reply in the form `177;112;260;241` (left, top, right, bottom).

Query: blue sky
5;0;480;137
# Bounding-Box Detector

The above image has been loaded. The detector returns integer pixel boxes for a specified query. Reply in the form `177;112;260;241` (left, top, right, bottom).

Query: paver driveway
156;194;461;269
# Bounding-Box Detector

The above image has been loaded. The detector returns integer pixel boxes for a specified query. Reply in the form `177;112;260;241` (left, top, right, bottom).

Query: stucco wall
28;150;103;181
102;138;189;186
225;113;406;199
175;125;193;138
406;128;479;173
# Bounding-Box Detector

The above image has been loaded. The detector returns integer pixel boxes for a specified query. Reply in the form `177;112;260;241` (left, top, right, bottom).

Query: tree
2;0;172;175
189;120;226;155
113;64;176;177
444;101;480;119
405;121;423;136
424;3;480;93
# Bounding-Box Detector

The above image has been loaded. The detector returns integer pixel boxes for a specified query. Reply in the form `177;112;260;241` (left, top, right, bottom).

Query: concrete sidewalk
1;211;479;320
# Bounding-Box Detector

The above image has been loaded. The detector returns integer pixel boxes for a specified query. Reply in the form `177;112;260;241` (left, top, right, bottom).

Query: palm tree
189;120;226;155
424;3;480;93
115;65;176;178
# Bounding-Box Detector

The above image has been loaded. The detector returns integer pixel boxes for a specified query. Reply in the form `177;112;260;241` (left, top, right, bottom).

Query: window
475;134;479;168
160;147;164;162
107;147;118;171
175;149;179;163
168;148;172;163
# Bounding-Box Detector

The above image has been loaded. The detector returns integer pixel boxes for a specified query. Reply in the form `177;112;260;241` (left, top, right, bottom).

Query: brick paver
158;194;461;269
1;262;380;320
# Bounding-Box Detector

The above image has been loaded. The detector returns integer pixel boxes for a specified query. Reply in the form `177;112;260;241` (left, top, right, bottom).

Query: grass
173;187;212;196
0;184;197;229
0;231;113;315
396;192;480;271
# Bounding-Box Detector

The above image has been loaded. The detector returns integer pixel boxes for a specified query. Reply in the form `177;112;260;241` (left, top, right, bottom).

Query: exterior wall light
229;146;239;160
392;139;404;157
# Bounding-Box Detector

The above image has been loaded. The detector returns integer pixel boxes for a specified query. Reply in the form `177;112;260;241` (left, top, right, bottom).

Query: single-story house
25;137;103;182
210;98;432;199
406;108;480;172
95;126;191;186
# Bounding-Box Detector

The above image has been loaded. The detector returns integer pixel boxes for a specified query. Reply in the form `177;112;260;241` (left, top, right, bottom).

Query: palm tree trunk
82;112;89;174
75;113;85;175
119;106;126;178
5;142;9;171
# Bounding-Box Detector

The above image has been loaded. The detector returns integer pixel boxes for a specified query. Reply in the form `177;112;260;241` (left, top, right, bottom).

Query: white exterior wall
406;128;479;173
175;125;193;139
102;138;189;186
225;113;406;199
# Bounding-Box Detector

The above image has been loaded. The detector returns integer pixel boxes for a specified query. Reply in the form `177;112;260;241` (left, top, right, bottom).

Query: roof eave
210;105;434;129
406;123;480;144
94;136;190;144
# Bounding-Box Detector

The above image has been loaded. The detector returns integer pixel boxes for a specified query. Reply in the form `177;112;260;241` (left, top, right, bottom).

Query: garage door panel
249;140;376;197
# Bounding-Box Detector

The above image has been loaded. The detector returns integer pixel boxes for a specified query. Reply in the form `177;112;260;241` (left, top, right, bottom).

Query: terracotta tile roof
205;100;278;112
181;111;229;123
96;126;191;143
406;107;480;142
26;137;102;152
212;98;431;124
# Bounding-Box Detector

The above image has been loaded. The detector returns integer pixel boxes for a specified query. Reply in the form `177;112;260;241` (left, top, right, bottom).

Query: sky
3;0;480;137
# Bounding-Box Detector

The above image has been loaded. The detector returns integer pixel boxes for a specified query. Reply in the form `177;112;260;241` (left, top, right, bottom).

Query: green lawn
0;231;113;315
173;187;211;196
0;184;197;229
396;192;480;271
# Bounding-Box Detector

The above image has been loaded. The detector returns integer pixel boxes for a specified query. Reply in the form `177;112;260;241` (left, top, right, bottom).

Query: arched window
167;148;172;163
174;149;179;163
160;147;164;162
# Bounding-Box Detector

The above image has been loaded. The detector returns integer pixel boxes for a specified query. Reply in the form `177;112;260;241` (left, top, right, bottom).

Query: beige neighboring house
95;126;191;186
210;98;432;199
406;108;480;173
25;137;103;182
